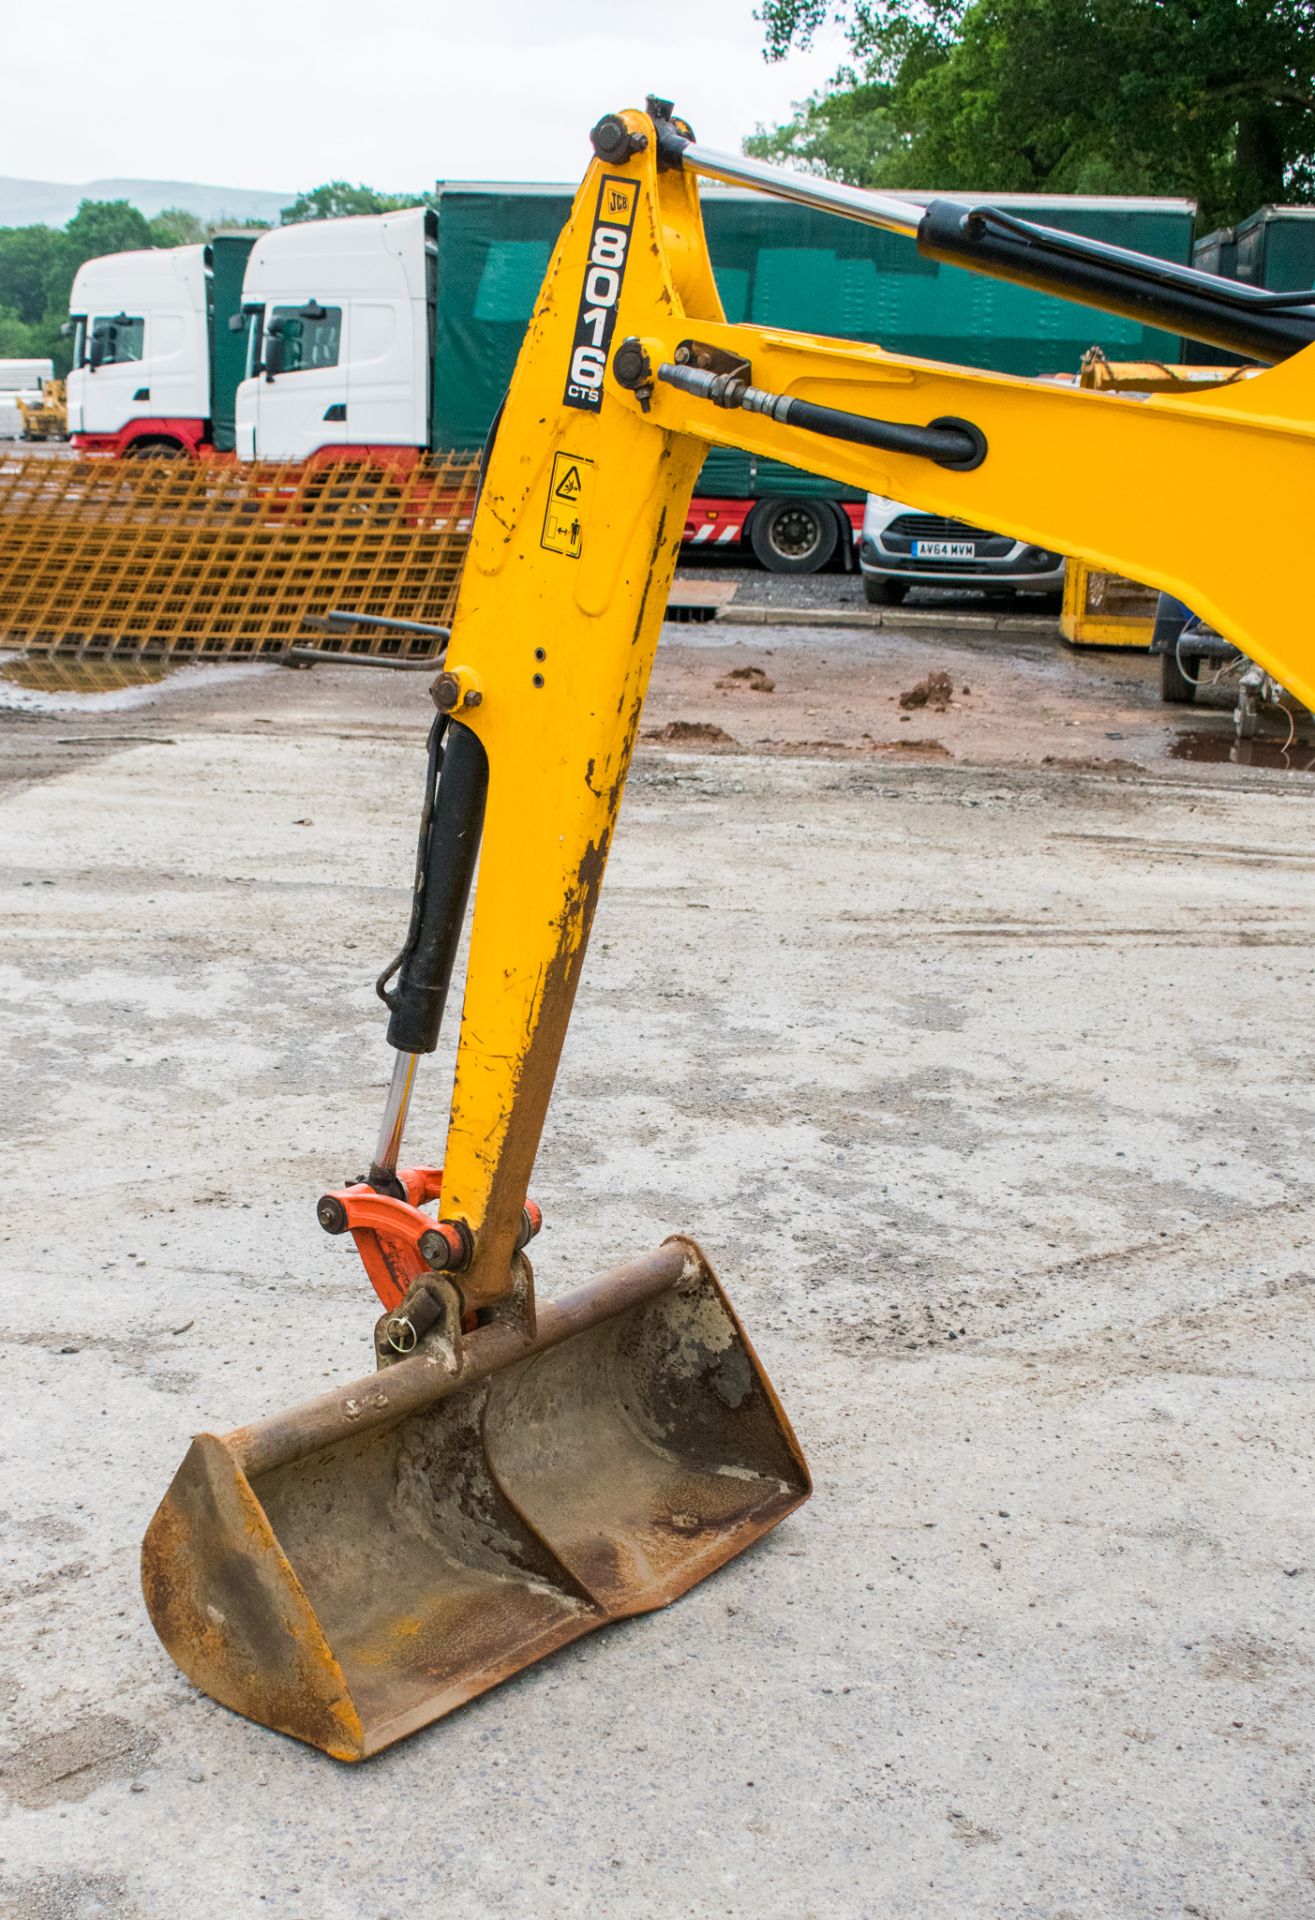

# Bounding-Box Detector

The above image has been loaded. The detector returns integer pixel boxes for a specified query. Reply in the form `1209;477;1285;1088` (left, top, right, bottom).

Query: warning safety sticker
540;450;594;559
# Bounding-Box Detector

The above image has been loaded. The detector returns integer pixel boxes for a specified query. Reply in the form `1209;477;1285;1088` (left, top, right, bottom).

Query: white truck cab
66;246;211;455
234;208;433;462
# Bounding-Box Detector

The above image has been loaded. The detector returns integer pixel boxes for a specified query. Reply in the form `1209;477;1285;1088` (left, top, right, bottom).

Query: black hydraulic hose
772;394;984;469
382;721;488;1055
916;200;1315;365
375;712;446;1007
656;360;987;470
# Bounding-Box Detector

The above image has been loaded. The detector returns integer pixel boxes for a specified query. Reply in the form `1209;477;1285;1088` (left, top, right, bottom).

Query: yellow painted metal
433;112;1315;1301
0;451;477;661
1059;359;1253;648
432;145;713;1302
1059;561;1159;648
16;377;66;441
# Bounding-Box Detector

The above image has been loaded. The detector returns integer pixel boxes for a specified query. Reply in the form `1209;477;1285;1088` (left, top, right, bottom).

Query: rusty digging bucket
142;1238;809;1760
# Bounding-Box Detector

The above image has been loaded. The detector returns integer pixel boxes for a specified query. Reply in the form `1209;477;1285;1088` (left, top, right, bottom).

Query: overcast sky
4;2;849;192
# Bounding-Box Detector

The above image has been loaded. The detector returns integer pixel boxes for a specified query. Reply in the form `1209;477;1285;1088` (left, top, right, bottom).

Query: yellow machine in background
141;100;1315;1761
16;377;67;442
1059;353;1254;647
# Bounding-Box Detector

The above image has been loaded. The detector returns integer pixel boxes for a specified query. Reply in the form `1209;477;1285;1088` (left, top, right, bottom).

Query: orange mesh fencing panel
0;454;478;660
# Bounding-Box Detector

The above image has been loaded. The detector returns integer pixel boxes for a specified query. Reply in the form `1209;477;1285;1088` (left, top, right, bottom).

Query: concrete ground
2;618;1314;1920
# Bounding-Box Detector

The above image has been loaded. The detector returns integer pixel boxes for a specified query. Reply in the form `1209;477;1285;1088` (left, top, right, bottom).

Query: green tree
280;182;429;224
39;199;154;326
63;198;154;258
746;75;912;183
148;207;209;247
0;225;69;326
0;306;36;357
751;0;1315;228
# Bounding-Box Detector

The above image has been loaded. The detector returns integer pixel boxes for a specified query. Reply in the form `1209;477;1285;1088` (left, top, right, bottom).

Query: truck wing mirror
88;334;105;371
60;319;77;338
263;329;285;380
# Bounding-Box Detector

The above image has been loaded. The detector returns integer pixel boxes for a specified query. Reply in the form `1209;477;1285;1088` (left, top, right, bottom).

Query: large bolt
590;115;629;163
431;670;483;715
590;115;648;163
613;337;651;392
317;1194;348;1234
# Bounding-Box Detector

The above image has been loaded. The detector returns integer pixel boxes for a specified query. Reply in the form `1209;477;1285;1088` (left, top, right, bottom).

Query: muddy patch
873;738;952;759
899;670;955;712
715;665;775;693
1041;755;1142;774
643;720;739;746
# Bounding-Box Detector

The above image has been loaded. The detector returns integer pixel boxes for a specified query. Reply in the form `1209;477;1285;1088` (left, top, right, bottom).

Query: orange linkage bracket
316;1167;463;1313
316;1168;543;1313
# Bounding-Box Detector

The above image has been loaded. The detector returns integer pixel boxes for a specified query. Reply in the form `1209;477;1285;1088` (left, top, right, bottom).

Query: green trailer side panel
1231;206;1315;293
1193;226;1237;279
208;234;259;454
432;189;1196;501
432;193;570;454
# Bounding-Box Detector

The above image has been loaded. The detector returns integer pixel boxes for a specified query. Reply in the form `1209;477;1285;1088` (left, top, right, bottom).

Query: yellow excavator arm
440;102;1315;1300
142;101;1315;1760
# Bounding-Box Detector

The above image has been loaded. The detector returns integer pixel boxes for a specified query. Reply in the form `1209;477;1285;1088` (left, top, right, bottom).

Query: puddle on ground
0;658;171;694
0;654;273;714
1170;728;1315;772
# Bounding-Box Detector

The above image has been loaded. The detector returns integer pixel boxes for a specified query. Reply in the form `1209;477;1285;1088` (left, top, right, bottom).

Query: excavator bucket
142;1240;808;1761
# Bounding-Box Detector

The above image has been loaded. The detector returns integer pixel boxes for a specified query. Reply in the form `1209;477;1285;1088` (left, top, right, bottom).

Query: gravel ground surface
2;621;1314;1919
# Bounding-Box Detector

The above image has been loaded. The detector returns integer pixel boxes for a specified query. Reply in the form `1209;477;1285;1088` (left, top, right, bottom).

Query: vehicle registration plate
913;540;976;559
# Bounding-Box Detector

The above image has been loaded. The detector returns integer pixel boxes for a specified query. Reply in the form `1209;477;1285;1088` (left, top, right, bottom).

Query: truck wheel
125;439;185;459
1160;647;1198;705
748;498;838;573
864;576;908;605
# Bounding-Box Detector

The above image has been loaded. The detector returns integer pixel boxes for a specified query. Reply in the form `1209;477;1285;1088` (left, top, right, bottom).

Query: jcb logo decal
563;177;637;412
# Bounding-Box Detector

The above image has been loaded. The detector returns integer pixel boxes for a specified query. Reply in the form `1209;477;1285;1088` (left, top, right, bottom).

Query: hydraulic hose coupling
656;356;988;471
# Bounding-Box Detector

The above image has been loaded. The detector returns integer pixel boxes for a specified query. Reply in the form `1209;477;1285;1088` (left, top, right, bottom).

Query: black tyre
1160;647;1198;705
124;439;185;459
748;498;839;573
863;575;908;605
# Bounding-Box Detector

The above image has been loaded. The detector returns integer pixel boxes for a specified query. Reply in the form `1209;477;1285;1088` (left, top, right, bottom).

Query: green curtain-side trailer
208;232;259;454
431;183;1197;543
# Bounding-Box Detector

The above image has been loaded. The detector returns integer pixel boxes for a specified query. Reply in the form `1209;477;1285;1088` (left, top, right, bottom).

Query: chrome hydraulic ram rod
678;139;924;242
650;123;1315;365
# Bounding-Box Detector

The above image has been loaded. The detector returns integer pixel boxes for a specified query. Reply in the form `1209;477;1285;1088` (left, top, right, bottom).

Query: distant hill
0;176;292;230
